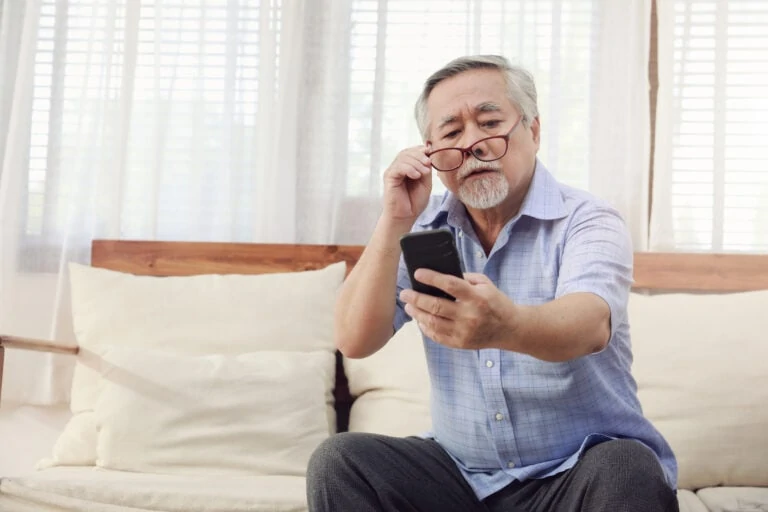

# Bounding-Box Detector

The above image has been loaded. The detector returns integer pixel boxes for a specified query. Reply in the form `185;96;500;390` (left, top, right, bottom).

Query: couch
0;240;766;512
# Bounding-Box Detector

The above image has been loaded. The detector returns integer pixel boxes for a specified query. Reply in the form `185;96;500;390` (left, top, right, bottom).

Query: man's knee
580;439;677;510
587;439;660;473
307;432;376;483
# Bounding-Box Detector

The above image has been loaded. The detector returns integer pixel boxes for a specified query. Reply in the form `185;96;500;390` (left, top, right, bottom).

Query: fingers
384;147;432;183
399;289;458;319
463;272;492;285
413;268;473;301
403;302;455;342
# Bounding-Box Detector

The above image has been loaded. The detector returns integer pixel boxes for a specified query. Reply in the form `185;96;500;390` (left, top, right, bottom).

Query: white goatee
456;158;508;209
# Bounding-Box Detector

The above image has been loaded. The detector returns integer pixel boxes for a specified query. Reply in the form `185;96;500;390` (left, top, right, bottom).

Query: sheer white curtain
0;0;349;405
339;0;652;246
651;0;768;252
0;0;652;405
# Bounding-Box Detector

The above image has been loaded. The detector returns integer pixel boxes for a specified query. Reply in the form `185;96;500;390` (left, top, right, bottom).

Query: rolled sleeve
555;204;634;343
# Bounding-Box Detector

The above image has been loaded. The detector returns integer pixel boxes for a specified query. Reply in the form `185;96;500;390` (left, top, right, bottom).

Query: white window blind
347;0;597;197
657;0;768;251
24;0;279;241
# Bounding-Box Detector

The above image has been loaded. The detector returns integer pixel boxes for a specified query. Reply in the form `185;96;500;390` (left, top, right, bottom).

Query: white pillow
94;347;333;477
40;261;345;468
344;321;432;436
629;289;768;490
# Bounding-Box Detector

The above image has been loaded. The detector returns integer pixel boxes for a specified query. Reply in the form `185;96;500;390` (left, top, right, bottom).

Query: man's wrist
377;215;415;237
502;301;532;354
368;216;414;261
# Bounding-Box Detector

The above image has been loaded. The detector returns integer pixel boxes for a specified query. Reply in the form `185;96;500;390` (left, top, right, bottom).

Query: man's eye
444;130;460;139
483;120;502;128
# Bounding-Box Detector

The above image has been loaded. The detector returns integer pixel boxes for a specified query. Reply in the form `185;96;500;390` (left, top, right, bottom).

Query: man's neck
465;173;534;254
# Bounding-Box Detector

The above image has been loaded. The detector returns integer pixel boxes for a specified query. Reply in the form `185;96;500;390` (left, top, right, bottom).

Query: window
347;0;598;197
24;0;280;242
658;0;768;251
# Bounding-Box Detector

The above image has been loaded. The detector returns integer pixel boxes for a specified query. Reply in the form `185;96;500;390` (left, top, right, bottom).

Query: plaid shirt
394;160;677;500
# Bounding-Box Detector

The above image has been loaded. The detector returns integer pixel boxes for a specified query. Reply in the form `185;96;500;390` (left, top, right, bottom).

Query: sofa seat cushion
0;467;308;512
697;487;768;512
677;489;709;512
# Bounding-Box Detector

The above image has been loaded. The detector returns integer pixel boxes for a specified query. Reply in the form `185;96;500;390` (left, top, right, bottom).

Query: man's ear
530;116;541;147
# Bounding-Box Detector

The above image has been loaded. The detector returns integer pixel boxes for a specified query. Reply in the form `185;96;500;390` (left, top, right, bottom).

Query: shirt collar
517;158;568;221
416;158;567;228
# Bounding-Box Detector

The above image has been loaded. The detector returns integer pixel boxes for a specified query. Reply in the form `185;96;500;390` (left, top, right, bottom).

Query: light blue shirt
394;159;677;501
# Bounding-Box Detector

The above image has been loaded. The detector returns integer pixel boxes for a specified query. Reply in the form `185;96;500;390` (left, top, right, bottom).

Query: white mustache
458;157;502;180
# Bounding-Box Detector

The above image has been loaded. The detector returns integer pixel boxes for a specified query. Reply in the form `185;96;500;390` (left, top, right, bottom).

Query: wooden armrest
0;335;79;355
0;335;79;405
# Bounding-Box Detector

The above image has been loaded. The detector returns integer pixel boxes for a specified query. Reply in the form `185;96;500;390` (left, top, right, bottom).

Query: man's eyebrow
476;102;502;113
435;103;504;132
437;115;458;131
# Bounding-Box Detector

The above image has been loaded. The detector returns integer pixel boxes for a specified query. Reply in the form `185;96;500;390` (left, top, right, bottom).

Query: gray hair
414;55;539;140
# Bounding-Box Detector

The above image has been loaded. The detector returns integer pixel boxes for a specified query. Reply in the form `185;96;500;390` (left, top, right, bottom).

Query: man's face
425;68;540;211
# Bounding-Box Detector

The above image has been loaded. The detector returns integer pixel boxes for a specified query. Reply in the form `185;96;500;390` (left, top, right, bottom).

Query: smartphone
400;229;464;301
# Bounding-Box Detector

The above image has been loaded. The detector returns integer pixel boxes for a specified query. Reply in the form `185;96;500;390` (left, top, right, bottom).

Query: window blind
24;0;277;241
666;0;768;251
347;0;597;197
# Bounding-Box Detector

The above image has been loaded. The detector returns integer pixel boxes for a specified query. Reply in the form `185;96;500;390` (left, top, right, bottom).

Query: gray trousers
306;433;679;512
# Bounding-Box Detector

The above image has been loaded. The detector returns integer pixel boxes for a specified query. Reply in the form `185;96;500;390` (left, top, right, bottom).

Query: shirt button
507;461;516;469
458;231;463;238
495;412;503;421
485;360;494;368
476;250;483;258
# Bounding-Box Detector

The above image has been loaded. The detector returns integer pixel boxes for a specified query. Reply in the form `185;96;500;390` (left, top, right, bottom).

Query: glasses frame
426;115;525;172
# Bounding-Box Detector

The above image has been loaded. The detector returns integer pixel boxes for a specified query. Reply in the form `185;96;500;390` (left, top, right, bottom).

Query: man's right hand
382;146;433;225
336;146;432;359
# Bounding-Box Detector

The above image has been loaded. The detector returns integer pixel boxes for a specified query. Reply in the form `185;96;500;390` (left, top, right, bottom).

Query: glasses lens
473;136;508;162
431;149;464;171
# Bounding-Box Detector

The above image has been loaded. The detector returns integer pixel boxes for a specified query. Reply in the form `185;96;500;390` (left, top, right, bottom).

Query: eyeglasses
426;116;525;172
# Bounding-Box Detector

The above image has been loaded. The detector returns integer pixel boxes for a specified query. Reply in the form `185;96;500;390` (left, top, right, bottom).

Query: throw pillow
344;321;432;436
95;347;333;476
630;289;768;489
39;261;345;468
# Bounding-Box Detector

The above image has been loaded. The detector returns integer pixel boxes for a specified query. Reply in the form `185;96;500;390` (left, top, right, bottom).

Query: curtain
0;0;652;405
650;0;768;252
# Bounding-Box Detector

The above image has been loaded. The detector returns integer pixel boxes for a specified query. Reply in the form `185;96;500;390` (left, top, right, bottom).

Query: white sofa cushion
676;489;709;512
345;321;432;436
95;347;332;477
629;289;768;490
0;467;308;511
696;487;768;512
40;261;345;468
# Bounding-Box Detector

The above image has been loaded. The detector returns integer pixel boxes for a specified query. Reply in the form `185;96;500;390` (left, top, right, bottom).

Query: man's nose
460;127;488;155
470;144;489;159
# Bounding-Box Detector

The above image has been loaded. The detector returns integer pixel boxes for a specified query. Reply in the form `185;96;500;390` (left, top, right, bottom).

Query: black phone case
400;229;464;301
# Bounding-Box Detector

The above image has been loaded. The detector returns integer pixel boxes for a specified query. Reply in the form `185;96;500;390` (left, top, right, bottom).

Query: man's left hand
399;269;518;350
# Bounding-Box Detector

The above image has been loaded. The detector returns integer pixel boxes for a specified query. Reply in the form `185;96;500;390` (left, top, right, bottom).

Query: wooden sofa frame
2;240;768;430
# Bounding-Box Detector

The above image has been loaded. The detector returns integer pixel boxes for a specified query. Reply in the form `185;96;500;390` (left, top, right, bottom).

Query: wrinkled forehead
424;69;514;135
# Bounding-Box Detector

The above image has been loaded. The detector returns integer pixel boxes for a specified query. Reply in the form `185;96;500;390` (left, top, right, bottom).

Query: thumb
464;272;492;285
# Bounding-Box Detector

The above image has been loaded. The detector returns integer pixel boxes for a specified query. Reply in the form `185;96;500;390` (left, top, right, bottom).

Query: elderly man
307;55;678;512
